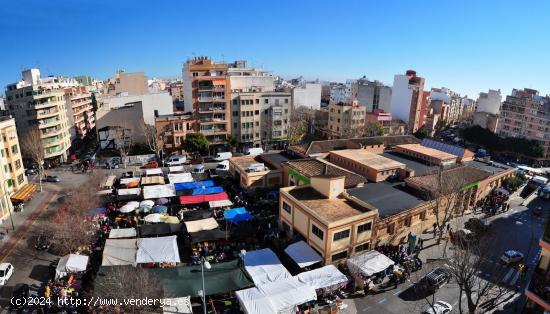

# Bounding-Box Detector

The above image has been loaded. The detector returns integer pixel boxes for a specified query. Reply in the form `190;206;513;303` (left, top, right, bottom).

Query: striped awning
10;184;38;202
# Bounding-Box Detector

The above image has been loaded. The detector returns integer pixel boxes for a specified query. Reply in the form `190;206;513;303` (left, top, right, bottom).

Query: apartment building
5;69;73;163
327;101;366;139
390;70;425;133
292;82;322;110
524;219;550;312
0;117;27;190
498;88;550;161
227;61;275;92
155;113;196;155
354;78;392;112
64;86;95;141
168;81;184;103
104;71;148;96
365;109;392;135
182;57;231;148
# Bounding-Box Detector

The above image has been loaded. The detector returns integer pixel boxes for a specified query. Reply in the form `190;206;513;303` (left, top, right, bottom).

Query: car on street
45;175;60;182
192;164;205;174
500;250;524;265
142;161;159;169
165;155;187;166
422;301;453;314
418;267;451;293
0;263;14;285
533;206;543;216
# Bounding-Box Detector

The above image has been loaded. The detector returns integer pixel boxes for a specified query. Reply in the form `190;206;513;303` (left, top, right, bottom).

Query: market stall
174;180;215;191
168;165;185;173
139;223;186;237
162;297;193;314
179;192;229;205
179;208;212;221
295;265;348;290
242;248;292;285
55;254;89;279
117;187;141;202
184;218;219;233
224;207;252;223
101;239;137;266
346;250;395;277
167;172;194;184
284;241;322;269
191;186;224;195
145;168;163;176
119;177;140;188
136;235;181;264
108;228;137;239
141;176;166;186
209;200;233;209
143;184;176;199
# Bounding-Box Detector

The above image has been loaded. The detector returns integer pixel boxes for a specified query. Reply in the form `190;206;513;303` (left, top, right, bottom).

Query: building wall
155;114;196;154
355;80;391;112
110;71;148;96
101;93;173;125
0;118;27;191
476;89;501;115
390;75;414;124
292;83;322;110
327;103;366;139
473;112;499;133
96;103;146;149
394;146;457;166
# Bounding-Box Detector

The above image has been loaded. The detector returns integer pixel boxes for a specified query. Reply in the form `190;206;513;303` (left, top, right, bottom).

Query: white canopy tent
169;166;185;173
162;297;193;314
101;239;137;266
243;248;292;285
143;184;176;199
235;277;317;314
144;213;164;223
296;265;348;290
209;200;234;208
145;168;163;176
55;254;89;279
119;177;140;185
184;218;219;233
108;228;137;239
284;241;322;268
119;204;136;213
346;250;395;277
167;173;194;184
136;235;181;264
117;188;141;196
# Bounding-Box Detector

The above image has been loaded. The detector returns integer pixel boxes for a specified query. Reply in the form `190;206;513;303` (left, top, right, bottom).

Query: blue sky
1;0;549;98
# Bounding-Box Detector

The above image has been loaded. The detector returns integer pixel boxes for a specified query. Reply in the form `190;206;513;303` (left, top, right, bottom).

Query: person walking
432;223;437;238
418;237;424;250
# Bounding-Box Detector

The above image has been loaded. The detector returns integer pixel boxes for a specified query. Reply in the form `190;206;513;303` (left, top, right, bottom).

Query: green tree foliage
414;129;429;139
364;122;385;137
461;125;543;158
502;176;525;192
226;135;240;152
184;133;209;154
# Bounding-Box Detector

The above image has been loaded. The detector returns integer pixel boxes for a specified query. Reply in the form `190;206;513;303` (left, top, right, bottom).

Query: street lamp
199;257;211;314
3;180;15;231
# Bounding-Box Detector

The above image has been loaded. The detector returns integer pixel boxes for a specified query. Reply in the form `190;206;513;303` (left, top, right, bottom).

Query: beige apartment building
5;69;72;163
155;113;196;155
327;101;366;139
104;71;148;96
64;86;95;141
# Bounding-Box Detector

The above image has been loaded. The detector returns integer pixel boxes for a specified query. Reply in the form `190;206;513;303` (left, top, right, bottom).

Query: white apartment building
476;89;502;115
228;60;275;93
390;71;425;132
354;78;392;112
292;82;322;110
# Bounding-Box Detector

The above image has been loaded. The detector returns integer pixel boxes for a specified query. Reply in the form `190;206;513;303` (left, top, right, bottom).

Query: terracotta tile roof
283;158;366;188
405;166;491;193
396;144;457;161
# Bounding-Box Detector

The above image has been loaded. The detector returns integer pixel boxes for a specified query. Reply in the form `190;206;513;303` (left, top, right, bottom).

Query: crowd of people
476;189;510;215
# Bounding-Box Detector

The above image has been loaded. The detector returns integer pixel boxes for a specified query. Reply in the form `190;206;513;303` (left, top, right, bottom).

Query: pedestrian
418;238;424;249
432;223;437;238
446;223;451;232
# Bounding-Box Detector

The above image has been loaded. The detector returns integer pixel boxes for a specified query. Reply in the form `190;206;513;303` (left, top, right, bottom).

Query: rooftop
330;149;405;171
396;144;457;161
347;182;425;218
405;166;491;193
283;158;366;188
420;138;474;159
258;153;291;170
382;152;437;176
464;160;511;175
288;187;371;223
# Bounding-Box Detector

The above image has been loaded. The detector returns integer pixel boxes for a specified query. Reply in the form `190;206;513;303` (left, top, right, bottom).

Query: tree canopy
184;133;209;154
461;125;543;158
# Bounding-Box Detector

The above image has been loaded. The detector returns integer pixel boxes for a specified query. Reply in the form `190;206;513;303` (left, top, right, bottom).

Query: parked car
45;175;60;183
166;155;187;166
214;152;232;161
245;147;264;156
0;263;14;285
25;168;37;176
422;301;453;314
192;164;205;174
216;160;229;171
533;206;543;216
34;235;51;251
500;250;524;265
142;161;159;169
464;218;491;234
418;267;451;293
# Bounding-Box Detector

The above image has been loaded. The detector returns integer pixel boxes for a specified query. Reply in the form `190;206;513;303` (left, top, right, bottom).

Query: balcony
44;146;65;158
41;128;62;138
525;266;550;311
38;118;61;129
34;99;60;109
43;138;60;148
200;128;227;135
198;106;226;113
37;108;59;119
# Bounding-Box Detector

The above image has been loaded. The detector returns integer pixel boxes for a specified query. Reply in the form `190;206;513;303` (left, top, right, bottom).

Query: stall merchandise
108;228;137;239
179;192;229;205
174;180;215;191
167;173;194;184
284;241;322;269
346;250;395;277
136;235;181;264
120;177;141;185
55;254;89;279
224;207;252;223
101;239;137;266
295;265;348;290
143;184;176;200
243;248;292;285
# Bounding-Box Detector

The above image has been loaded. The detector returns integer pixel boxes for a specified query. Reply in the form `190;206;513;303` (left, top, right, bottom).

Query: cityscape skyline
2;0;550;98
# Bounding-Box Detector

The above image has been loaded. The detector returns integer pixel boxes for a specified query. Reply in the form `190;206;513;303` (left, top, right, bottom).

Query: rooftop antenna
221;53;225;63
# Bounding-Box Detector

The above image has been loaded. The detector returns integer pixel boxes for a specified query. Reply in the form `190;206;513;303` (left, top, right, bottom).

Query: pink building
366;109;392;134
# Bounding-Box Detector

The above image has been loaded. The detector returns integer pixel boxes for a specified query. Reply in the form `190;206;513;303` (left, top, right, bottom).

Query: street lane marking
377;298;386;304
393;289;403;295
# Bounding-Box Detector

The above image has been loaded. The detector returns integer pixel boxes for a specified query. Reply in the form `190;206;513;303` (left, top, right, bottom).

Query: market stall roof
145;168;163;176
102;175;117;188
235;277;317;314
192;186;224;195
139;223;186;237
184;217;218;233
189;229;228;243
108;228;137;239
224;207;252;223
117;188;141;196
168;165;185;173
179;192;229;205
119;177;141;185
56;254;89;279
243;248;292;285
180;209;211;221
141;175;165;186
10;183;38;202
162;297;192;314
346;250;395;277
209;200;233;208
284;241;322;268
168;173;194;184
144;213;164;223
174;180;215;191
150;259;254;298
143;184;176;199
136;235;181;264
101;239;137;266
295;265;348;290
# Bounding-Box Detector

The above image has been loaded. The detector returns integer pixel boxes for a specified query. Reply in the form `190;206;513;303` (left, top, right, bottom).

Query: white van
192;164;205;174
166;155;187;166
245;147;264;156
214;152;232;161
216;160;229;171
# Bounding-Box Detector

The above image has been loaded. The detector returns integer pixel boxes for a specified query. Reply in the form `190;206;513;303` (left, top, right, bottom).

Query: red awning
179;192;229;205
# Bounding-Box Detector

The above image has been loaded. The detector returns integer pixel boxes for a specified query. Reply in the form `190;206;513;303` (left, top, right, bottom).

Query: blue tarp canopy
174;180;215;191
192;186;224;195
224;207;252;223
152;205;168;213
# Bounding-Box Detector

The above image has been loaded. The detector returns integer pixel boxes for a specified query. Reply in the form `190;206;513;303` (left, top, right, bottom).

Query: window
357;222;372;234
0;149;3;157
404;216;412;227
15;160;21;170
355;242;370;253
311;224;324;240
282;202;291;214
333;229;350;241
233;122;237;128
264;99;269;104
8;164;12;173
255;99;259;104
387;223;395;234
17;174;24;184
233;111;239;117
285;99;289;104
255;110;259;115
331;250;348;262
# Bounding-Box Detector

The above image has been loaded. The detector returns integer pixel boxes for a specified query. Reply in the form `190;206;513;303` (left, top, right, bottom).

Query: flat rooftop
405;165;491;193
396;144;457;161
382;152;438;176
330;149;405;171
288;187;371;223
464;160;511;174
259;153;291;170
347;182;425;218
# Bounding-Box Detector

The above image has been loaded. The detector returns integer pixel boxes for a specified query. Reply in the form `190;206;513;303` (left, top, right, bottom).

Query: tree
226;135;240;153
363;122;385;137
502;176;524;193
20;128;45;192
184;133;209;155
112;125;133;168
287;109;308;145
140;119;162;159
414;129;429;139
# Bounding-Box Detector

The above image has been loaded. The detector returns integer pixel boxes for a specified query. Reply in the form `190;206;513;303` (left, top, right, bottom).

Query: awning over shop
139;223;186;237
136;235;181;264
184;218;218;233
168;166;185;173
224;207;252;223
295;265;348;290
108;228;137;239
346;250;395;277
243;248;292;285
10;183;38;202
141;176;165;186
174;180;215;191
143;184;176;199
101;239;137;266
179;192;228;205
145;168;163;176
235;277;317;314
284;241;322;268
56;254;89;279
191;186;224;195
117;188;141;196
209;200;233;208
168;173;194;184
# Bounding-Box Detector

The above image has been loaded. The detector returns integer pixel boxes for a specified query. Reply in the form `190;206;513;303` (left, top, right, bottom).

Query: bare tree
287;109;308;145
113;125;133;169
20;128;45;192
140;119;162;160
